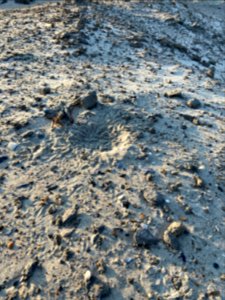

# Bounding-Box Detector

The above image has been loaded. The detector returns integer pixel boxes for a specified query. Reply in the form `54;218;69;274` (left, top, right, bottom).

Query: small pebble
80;91;98;109
193;176;204;188
213;262;219;269
84;270;92;282
134;228;158;248
8;142;19;151
40;85;51;95
164;89;182;97
0;155;8;163
186;99;201;109
7;240;14;249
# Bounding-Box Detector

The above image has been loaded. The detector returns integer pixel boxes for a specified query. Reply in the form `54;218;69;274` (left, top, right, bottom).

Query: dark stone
80;91;98;109
0;156;8;164
213;262;219;269
96;225;105;234
63;249;74;260
186;99;201;109
21;131;35;139
40;86;51;95
122;199;130;208
44;108;58;119
134;228;158;248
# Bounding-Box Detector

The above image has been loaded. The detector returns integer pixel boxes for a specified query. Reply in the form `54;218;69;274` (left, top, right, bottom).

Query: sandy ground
0;0;225;299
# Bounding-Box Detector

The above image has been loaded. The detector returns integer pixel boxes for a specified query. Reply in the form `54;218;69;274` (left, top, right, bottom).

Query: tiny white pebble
84;270;92;282
125;257;133;263
141;223;148;229
8;142;18;151
165;199;170;203
117;194;125;201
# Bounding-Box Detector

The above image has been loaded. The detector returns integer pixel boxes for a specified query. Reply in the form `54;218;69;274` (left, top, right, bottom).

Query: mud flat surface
0;0;225;299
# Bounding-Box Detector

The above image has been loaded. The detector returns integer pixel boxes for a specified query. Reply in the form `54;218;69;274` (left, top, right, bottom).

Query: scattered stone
206;67;215;78
163;221;188;250
118;195;130;208
63;248;74;261
164;89;182;98
48;204;57;215
125;257;133;264
7;240;14;249
145;172;154;181
8;142;19;151
84;270;92;283
80;91;98;109
134;228;158;248
0;156;8;164
17;182;33;189
213;262;219;269
186;99;201;109
193;176;204;188
44;108;58;119
179;163;198;173
21;130;35;139
141;189;165;208
61;204;79;227
39;85;51;95
95;225;106;234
